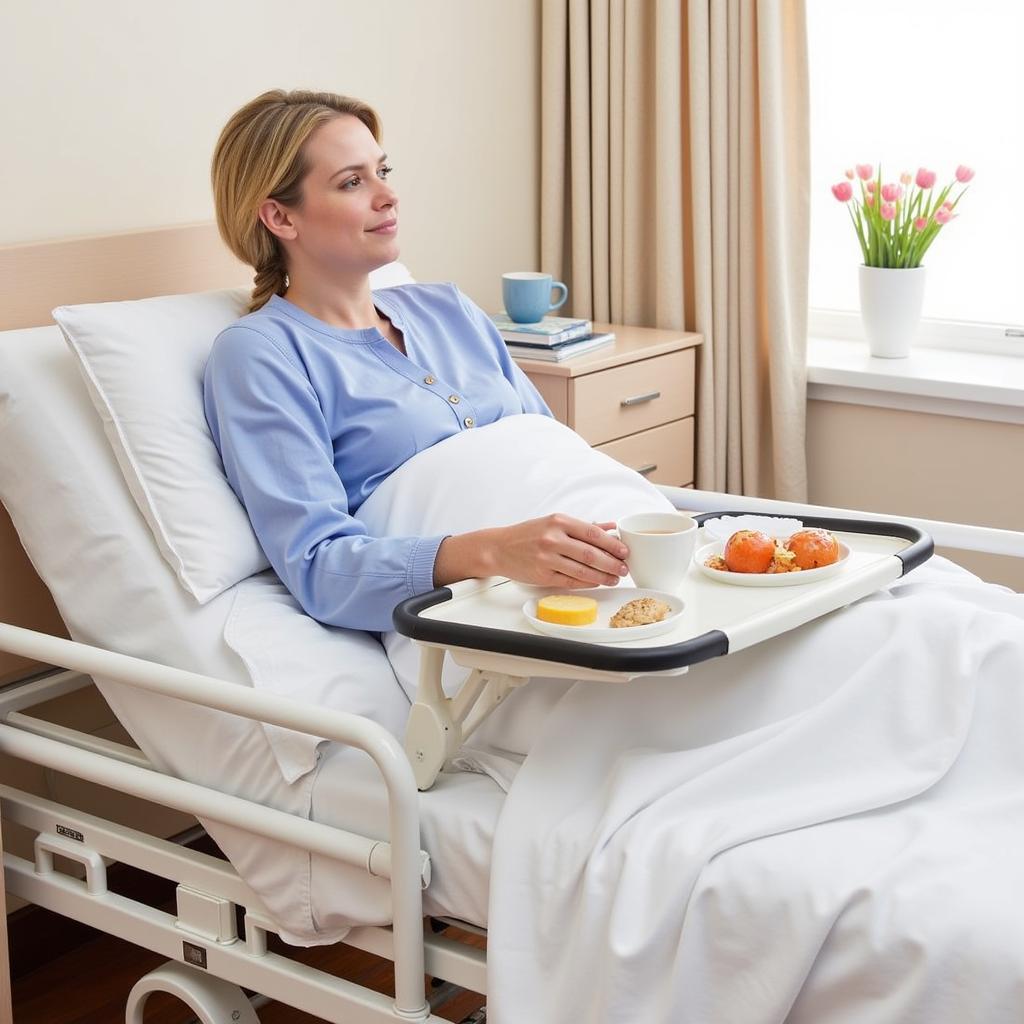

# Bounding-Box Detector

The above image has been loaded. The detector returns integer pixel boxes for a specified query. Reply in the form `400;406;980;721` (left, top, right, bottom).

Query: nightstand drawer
594;417;694;486
572;349;695;445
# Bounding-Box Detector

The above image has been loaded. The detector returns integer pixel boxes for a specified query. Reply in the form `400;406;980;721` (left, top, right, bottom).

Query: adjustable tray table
394;513;933;789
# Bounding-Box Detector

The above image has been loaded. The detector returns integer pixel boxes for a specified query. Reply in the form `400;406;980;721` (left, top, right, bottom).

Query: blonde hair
211;89;381;312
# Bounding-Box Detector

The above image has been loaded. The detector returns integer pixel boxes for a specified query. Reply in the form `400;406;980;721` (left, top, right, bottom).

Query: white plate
694;539;851;587
522;588;685;643
702;514;805;543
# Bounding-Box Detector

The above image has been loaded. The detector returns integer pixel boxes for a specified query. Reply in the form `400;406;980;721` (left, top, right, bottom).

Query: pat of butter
536;595;598;626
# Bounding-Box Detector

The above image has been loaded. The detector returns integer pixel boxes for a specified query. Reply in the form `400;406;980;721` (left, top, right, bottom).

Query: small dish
694;540;851;587
522;587;685;643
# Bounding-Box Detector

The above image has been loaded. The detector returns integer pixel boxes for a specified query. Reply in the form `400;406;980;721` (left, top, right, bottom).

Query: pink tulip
856;164;873;180
866;195;875;207
866;180;877;193
831;181;854;202
935;207;952;225
900;172;912;186
914;217;928;231
941;200;953;211
844;168;855;180
916;167;937;189
881;202;896;221
955;165;975;183
881;183;903;202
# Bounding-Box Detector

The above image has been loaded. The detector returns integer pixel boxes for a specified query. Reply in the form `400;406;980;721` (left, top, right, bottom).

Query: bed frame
2;225;1023;1022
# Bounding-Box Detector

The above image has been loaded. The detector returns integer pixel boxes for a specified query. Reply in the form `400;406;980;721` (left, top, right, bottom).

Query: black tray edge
392;511;933;671
393;588;729;672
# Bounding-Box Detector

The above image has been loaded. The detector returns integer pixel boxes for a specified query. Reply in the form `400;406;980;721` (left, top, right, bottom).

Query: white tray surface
421;529;911;651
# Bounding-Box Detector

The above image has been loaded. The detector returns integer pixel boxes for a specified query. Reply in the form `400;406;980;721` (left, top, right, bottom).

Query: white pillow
53;262;416;604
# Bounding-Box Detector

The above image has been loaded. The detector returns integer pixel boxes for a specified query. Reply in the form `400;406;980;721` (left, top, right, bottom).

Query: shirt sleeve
455;287;554;418
204;326;446;632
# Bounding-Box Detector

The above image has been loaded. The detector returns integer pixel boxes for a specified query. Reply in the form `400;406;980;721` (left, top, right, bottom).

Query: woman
205;89;629;631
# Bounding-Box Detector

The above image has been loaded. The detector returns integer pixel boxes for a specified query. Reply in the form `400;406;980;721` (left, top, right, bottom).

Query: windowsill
807;336;1024;425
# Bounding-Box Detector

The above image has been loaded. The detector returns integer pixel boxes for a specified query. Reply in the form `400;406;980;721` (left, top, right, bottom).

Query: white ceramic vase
858;265;926;358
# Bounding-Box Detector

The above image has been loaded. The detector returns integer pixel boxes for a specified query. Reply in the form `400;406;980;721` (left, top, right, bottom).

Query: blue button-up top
203;283;552;631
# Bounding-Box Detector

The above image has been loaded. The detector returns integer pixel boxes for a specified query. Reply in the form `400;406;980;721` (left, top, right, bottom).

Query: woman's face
282;113;399;276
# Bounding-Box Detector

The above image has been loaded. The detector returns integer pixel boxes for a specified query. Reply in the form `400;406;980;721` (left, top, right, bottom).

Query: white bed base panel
0;622;437;1021
5;852;476;1024
1;780;271;915
0;780;486;994
1;789;484;1022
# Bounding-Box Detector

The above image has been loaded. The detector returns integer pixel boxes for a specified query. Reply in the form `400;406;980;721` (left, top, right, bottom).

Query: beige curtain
541;0;809;501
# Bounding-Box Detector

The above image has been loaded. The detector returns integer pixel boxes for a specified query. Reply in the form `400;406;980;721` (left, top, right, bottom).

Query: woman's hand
434;515;630;589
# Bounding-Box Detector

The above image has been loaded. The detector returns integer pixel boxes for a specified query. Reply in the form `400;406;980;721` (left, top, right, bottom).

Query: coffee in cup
612;512;698;591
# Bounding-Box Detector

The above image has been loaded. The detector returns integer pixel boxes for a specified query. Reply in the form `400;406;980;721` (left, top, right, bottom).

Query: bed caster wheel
124;960;261;1023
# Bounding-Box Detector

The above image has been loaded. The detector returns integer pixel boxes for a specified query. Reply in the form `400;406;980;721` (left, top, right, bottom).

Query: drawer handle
620;390;661;407
635;463;658;476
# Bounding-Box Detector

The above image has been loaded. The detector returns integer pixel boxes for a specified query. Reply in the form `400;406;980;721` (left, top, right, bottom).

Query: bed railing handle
35;830;108;895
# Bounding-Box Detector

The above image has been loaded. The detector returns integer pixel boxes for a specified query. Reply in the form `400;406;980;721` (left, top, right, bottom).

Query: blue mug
502;272;569;323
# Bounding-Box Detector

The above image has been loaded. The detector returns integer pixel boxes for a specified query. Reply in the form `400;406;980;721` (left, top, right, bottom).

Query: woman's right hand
434;514;630;589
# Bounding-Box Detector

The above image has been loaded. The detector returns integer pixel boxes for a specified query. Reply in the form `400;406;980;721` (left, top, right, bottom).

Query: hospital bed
1;226;1023;1023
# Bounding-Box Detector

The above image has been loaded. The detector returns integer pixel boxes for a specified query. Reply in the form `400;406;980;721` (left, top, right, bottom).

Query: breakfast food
610;596;673;628
536;594;599;626
705;526;841;576
767;544;800;573
786;528;841;570
723;530;775;573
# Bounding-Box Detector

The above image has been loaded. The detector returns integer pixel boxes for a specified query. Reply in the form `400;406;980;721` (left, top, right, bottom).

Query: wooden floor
11;907;486;1024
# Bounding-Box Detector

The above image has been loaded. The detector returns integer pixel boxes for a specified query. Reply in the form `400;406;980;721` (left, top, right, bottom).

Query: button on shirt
203;282;552;632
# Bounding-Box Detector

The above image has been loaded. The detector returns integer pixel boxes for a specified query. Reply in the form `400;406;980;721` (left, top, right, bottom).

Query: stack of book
491;313;616;363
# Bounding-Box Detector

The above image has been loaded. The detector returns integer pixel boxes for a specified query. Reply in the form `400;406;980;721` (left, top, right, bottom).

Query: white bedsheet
310;745;501;933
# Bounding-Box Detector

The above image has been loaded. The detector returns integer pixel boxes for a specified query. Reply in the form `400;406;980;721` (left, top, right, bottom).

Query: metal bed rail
0;622;433;1021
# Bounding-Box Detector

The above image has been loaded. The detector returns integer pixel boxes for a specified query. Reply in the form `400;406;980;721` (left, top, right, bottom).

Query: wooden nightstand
513;323;702;487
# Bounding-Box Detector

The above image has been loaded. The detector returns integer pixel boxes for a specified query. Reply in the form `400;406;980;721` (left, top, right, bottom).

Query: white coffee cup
612;511;698;591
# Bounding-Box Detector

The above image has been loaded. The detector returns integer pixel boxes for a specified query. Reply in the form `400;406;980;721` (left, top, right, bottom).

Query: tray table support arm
404;647;528;791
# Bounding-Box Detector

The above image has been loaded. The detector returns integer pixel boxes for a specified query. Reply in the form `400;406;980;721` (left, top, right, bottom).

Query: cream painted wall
807;401;1024;591
1;0;541;312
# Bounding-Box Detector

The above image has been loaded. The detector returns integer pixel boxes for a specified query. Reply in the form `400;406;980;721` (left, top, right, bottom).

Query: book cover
491;312;592;344
503;330;615;351
507;332;615;362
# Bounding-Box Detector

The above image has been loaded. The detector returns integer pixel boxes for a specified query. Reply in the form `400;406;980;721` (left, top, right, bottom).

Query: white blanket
489;564;1024;1022
360;415;1024;1023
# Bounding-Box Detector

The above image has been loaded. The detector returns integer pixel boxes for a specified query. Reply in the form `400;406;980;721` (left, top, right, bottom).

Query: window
807;0;1024;339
